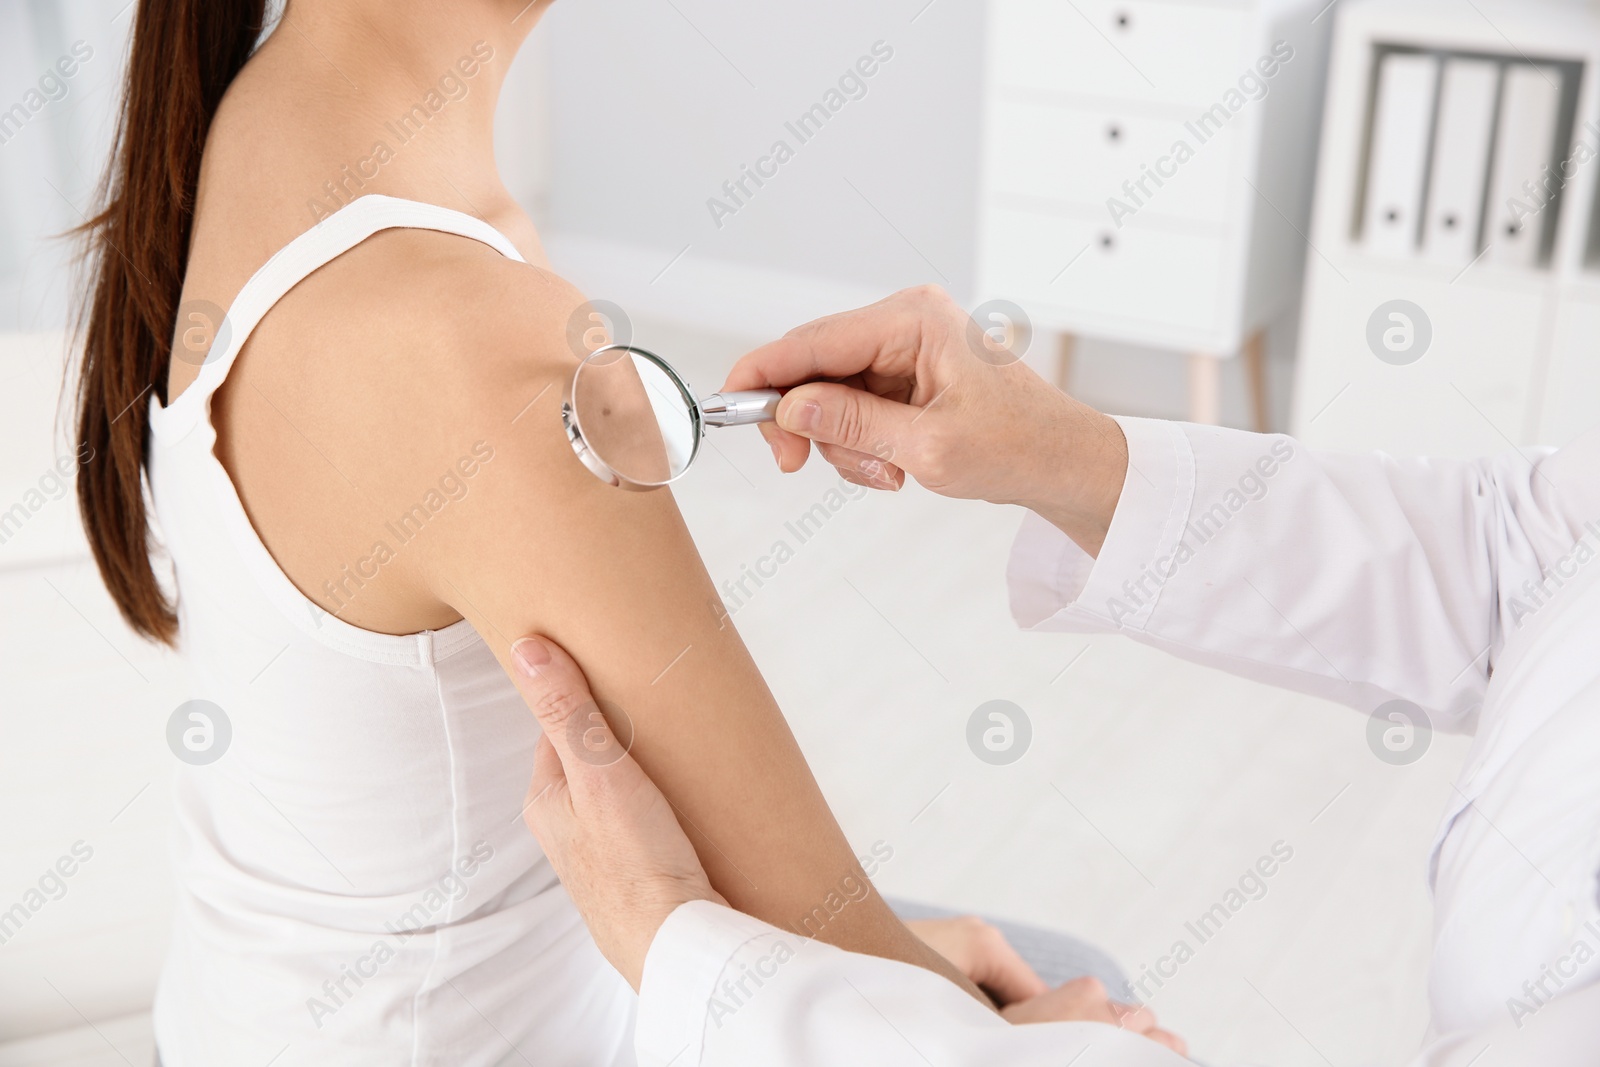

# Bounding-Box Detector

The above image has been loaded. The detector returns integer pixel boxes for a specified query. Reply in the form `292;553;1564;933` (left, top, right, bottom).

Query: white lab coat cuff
635;900;788;1067
1009;416;1196;632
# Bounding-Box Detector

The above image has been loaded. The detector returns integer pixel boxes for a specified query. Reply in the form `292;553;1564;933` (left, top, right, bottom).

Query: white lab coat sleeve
1009;418;1600;731
1411;977;1600;1067
633;899;1188;1067
636;901;1600;1067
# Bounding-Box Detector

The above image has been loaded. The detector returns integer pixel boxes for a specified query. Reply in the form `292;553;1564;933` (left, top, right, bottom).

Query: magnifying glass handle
700;389;781;427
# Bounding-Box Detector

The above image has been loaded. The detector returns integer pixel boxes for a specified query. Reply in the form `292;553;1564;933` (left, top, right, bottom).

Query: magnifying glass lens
570;348;699;487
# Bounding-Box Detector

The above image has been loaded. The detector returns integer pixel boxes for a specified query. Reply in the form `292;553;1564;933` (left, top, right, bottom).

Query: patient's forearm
758;879;990;1008
905;933;993;1006
645;731;990;1007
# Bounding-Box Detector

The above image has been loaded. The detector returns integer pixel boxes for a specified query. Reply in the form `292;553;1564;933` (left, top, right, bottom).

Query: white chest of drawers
975;0;1332;424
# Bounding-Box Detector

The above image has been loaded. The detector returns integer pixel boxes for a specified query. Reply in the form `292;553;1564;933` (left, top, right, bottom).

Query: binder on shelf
1483;63;1563;269
1422;58;1500;264
1362;52;1440;258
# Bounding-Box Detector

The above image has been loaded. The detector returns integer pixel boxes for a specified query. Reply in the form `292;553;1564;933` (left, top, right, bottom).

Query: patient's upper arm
317;241;937;972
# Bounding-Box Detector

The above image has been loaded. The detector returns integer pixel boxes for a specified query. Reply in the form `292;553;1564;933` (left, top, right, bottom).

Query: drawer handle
1107;123;1123;143
1099;233;1116;250
1113;9;1131;30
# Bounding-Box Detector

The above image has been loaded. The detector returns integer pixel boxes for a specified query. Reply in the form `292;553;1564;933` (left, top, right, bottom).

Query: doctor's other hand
1003;977;1189;1056
904;916;1050;1006
509;634;726;991
724;285;1129;556
905;912;1189;1055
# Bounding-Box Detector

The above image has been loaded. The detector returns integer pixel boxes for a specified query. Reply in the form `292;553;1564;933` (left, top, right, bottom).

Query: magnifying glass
561;343;782;490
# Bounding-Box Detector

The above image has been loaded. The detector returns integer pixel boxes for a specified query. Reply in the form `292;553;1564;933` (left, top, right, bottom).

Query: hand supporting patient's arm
722;286;1129;557
509;632;1188;1057
509;633;725;990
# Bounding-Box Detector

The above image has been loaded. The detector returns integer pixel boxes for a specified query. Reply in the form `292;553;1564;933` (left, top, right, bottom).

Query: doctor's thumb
776;381;916;459
512;636;616;775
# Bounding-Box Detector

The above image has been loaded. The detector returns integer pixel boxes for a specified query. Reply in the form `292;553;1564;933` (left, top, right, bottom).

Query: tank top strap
151;195;525;439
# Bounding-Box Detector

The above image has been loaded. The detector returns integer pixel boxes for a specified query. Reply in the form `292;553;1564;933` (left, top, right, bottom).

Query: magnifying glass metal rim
563;342;783;489
562;343;704;491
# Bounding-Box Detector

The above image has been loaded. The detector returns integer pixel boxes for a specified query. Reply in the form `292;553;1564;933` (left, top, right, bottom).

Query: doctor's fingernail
512;637;551;676
782;400;822;434
770;439;782;466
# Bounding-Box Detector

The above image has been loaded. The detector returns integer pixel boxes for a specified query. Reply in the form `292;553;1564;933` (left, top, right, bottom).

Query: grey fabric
889;897;1135;1003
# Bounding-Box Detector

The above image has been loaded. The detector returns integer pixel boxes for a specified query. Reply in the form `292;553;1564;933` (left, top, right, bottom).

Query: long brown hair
74;0;266;644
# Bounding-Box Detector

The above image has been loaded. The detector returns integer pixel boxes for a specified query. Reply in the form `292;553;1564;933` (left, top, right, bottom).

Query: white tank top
145;196;636;1066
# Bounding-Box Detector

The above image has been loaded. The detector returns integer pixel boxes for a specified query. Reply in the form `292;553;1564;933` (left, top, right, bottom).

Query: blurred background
3;0;1596;1063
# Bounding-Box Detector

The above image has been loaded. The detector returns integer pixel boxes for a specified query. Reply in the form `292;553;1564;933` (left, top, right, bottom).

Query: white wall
0;2;132;334
544;0;985;298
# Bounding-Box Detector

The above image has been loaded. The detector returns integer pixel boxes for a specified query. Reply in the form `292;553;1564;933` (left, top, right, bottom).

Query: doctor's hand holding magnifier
722;285;1132;557
521;284;1600;1067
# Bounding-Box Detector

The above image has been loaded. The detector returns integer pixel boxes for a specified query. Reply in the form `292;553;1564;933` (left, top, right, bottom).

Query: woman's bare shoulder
213;226;590;632
237;225;581;439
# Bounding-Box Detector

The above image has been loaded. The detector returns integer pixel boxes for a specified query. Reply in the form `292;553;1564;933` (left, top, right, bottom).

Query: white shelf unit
975;0;1333;425
1289;0;1600;456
